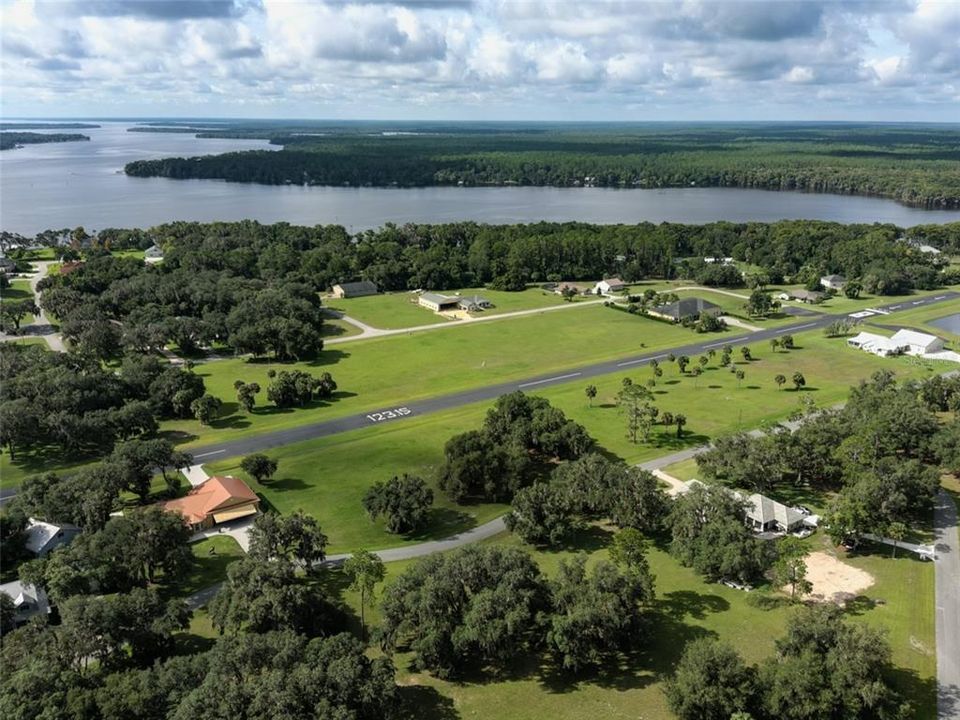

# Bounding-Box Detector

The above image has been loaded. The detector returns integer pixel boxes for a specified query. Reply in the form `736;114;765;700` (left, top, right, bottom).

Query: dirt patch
800;551;874;605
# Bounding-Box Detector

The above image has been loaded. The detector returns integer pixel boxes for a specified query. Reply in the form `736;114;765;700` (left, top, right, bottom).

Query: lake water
930;313;960;335
2;121;960;234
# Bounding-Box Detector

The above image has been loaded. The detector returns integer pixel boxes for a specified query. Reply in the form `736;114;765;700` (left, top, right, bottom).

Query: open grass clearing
205;402;507;554
160;305;736;449
166;535;245;599
327;286;586;330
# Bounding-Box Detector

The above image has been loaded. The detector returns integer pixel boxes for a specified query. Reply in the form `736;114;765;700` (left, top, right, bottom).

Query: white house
847;331;904;357
24;519;81;557
593;278;627;295
890;329;945;355
144;245;164;264
742;493;805;533
820;274;846;291
0;580;50;627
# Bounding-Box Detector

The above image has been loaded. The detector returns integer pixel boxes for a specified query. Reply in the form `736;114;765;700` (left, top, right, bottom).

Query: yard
205;402;507;554
1;278;36;325
247;526;935;720
326;286;589;329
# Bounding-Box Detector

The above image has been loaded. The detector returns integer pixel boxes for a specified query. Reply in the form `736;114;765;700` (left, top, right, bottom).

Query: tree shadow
745;385;762;390
399;685;461;720
887;665;939;720
405;507;477;541
658;589;730;620
263;476;310;492
172;631;216;657
209;414;252;430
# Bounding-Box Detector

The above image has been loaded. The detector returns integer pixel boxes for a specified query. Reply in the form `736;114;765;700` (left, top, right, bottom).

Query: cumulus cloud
0;0;955;119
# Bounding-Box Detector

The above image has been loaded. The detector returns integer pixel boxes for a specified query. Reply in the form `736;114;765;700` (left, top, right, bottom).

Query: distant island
122;122;960;209
0;131;92;151
0;122;100;130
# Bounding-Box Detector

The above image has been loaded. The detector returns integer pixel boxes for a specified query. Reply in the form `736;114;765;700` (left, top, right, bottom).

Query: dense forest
123;123;960;208
0;132;91;151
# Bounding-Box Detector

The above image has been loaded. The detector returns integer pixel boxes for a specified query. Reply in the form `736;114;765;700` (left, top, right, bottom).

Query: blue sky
1;0;958;121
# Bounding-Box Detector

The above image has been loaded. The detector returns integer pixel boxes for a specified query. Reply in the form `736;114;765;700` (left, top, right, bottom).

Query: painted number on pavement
367;407;412;423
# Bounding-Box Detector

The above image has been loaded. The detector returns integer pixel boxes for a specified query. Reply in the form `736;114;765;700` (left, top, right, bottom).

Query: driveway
936;489;960;719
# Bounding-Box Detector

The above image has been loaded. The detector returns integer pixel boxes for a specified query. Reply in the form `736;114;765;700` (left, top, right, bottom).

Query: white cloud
0;0;955;119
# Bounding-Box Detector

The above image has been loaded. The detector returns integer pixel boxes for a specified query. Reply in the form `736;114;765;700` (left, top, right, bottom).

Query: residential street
936;489;960;719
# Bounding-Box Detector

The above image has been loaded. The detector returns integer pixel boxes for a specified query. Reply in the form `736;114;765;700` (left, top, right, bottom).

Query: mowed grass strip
199;331;944;553
327;286;583;330
205;403;507;554
164;305;736;447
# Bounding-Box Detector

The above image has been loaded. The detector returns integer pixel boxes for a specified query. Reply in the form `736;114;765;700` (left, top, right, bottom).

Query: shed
331;280;379;299
418;293;461;312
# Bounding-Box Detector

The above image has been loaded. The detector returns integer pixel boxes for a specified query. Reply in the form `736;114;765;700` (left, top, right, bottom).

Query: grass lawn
315;526;936;720
168;536;245;598
1;279;36;325
661;457;700;482
327;286;584;330
160;305;739;449
537;331;949;465
671;288;798;327
205;403;508;554
192;329;947;554
771;284;956;318
321;317;363;339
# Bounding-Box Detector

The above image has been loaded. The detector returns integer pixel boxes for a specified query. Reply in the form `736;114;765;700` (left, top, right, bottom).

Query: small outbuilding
890;329;945;355
820;274;846;291
418;292;461;312
554;282;591;296
144;244;164;263
331;280;379;299
648;297;722;323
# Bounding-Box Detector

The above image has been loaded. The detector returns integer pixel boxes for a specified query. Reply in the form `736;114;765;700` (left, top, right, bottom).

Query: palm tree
775;374;786;390
675;413;687;438
887;522;907;558
735;369;745;387
769;338;780;353
585;384;597;407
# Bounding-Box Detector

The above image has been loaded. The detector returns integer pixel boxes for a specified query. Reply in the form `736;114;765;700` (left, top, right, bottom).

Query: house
0;580;51;627
890;329;945;355
163;475;260;531
0;255;15;273
820;274;846;291
593;278;627;295
418;292;461;312
24;519;80;557
331;280;379;299
704;257;734;265
457;295;493;312
648;297;722;323
144;244;164;263
847;331;904;357
777;289;826;304
742;493;805;533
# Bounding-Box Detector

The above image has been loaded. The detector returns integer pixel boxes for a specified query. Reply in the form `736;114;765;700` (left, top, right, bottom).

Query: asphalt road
936;489;960;720
2;291;957;505
160;290;960;467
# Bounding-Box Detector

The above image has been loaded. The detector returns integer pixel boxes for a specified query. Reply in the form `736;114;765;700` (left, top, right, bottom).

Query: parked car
793;505;812;516
841;538;858;550
791;528;813;539
721;579;753;592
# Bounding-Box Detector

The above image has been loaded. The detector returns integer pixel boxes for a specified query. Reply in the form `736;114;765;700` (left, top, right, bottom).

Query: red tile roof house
163;475;260;531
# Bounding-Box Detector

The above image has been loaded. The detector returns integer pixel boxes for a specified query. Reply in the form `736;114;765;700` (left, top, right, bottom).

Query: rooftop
164;475;259;526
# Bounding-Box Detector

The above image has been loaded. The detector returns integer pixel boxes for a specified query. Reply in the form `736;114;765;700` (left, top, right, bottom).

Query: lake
930;313;960;335
3;122;960;234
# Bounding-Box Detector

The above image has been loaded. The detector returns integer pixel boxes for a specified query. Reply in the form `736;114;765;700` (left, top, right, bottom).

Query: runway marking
194;450;226;458
912;300;924;305
788;322;817;331
934;296;946;300
703;341;727;349
519;372;582;388
617;358;648;367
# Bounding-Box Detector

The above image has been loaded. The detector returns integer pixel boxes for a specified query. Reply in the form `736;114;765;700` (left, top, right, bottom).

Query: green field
197;331;945;553
1;279;35;325
206;403;507;554
169;536;245;598
161;305;733;448
866;301;960;342
327;286;590;329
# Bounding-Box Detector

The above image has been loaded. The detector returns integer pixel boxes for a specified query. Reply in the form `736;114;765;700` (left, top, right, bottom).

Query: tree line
122;124;960;208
